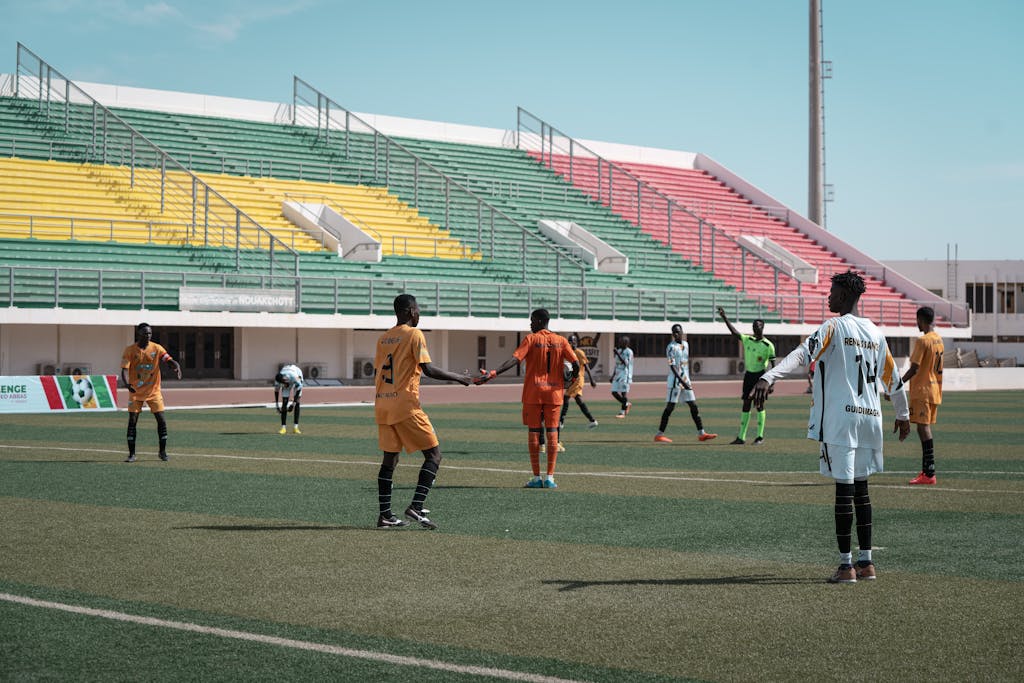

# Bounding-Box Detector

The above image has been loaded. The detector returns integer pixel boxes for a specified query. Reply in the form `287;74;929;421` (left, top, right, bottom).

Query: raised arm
717;306;741;339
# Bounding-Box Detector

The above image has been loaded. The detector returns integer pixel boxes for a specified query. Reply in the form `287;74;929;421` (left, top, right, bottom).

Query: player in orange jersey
477;309;579;489
374;294;473;530
903;306;944;485
120;322;181;462
556;333;599;449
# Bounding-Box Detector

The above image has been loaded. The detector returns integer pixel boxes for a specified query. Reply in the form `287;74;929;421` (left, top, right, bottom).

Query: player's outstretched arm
751;378;772;410
421;363;473;386
475;357;519;385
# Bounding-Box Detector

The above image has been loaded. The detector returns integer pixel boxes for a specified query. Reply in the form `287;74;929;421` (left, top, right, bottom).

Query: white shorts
611;378;631;393
819;442;883;482
667;384;695;404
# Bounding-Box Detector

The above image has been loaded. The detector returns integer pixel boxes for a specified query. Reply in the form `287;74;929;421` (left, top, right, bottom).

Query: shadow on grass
175;524;364;532
542;575;819;592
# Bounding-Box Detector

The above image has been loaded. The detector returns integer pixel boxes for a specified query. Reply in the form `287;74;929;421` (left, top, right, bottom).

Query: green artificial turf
1;391;1021;681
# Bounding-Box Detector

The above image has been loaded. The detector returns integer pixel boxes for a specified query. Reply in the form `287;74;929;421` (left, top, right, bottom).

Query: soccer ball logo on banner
71;376;95;407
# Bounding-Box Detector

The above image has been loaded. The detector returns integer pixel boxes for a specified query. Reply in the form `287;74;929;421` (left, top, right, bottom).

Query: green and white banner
0;375;118;413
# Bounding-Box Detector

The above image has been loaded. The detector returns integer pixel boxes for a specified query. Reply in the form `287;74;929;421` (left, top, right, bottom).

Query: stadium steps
540;154;914;324
383;136;775;319
0;98;774;321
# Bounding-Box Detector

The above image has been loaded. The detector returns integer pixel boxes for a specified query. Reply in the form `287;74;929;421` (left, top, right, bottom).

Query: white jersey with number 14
761;313;908;450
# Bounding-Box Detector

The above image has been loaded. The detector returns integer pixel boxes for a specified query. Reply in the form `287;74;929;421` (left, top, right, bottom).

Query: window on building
996;283;1024;314
965;283;993;313
889;337;910;357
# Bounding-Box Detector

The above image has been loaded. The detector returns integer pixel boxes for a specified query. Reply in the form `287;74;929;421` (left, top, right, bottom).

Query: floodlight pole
808;0;825;227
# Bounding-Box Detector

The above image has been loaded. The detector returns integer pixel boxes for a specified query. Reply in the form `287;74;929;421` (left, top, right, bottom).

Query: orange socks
545;430;558;476
528;431;541;476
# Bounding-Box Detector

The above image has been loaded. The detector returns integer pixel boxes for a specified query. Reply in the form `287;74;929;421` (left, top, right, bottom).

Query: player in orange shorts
477;308;579;489
120;322;181;462
902;306;944;485
374;294;473;529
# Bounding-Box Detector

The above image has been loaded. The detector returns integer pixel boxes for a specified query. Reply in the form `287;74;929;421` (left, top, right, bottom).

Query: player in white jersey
274;364;304;434
753;272;910;584
654;324;717;443
610;336;634;418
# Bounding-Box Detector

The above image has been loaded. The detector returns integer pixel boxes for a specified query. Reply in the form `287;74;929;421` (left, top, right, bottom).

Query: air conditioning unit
303;363;327;380
64;363;92;376
690;359;703;375
353;357;375;379
728;359;746;375
37;362;59;375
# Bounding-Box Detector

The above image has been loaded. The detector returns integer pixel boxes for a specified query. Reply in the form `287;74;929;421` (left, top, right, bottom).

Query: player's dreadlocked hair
831;270;866;299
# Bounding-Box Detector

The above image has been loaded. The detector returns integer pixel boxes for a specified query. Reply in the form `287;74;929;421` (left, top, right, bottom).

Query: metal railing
515;107;801;294
0;263;787;322
0;262;969;328
0;211;320;251
0;212;200;244
291;77;589;285
12;42;299;276
514;107;973;327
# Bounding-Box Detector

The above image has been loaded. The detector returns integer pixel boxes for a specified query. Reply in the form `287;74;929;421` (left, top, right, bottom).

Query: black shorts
741;370;766;401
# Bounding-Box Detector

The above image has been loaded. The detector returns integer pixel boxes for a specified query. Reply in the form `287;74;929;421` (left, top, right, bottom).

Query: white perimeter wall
0;324;129;375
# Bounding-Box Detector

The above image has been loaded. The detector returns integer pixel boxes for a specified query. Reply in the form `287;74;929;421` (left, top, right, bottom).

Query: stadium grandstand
0;43;969;382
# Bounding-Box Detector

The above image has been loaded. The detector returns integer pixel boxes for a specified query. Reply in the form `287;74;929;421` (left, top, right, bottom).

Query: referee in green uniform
718;307;776;445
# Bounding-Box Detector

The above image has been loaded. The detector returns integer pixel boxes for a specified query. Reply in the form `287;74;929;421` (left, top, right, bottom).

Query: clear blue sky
4;0;1021;261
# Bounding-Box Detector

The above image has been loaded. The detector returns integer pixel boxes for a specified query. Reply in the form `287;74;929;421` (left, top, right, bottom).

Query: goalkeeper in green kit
718;307;776;445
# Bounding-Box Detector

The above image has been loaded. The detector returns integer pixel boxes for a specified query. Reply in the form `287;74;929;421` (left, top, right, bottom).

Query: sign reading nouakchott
179;287;297;313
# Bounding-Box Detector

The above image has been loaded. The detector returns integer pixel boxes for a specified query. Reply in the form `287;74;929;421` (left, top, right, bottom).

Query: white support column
342;328;354;380
437;330;450;369
599;333;614;381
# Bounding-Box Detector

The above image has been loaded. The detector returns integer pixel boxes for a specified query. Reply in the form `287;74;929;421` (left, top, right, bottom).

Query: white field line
0;593;585;683
157;403;370;411
1;444;1022;494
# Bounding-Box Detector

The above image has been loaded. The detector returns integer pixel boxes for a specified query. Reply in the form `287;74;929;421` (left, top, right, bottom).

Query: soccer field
1;391;1022;682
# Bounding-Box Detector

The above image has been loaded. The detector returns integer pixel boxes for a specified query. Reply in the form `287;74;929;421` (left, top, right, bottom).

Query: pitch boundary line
0;592;585;683
1;443;1022;494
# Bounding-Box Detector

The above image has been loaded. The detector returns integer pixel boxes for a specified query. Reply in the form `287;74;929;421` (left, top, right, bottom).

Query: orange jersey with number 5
374;324;432;425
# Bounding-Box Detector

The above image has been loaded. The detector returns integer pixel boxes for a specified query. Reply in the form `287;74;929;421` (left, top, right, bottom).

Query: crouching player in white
274;364;304;434
753;272;910;583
